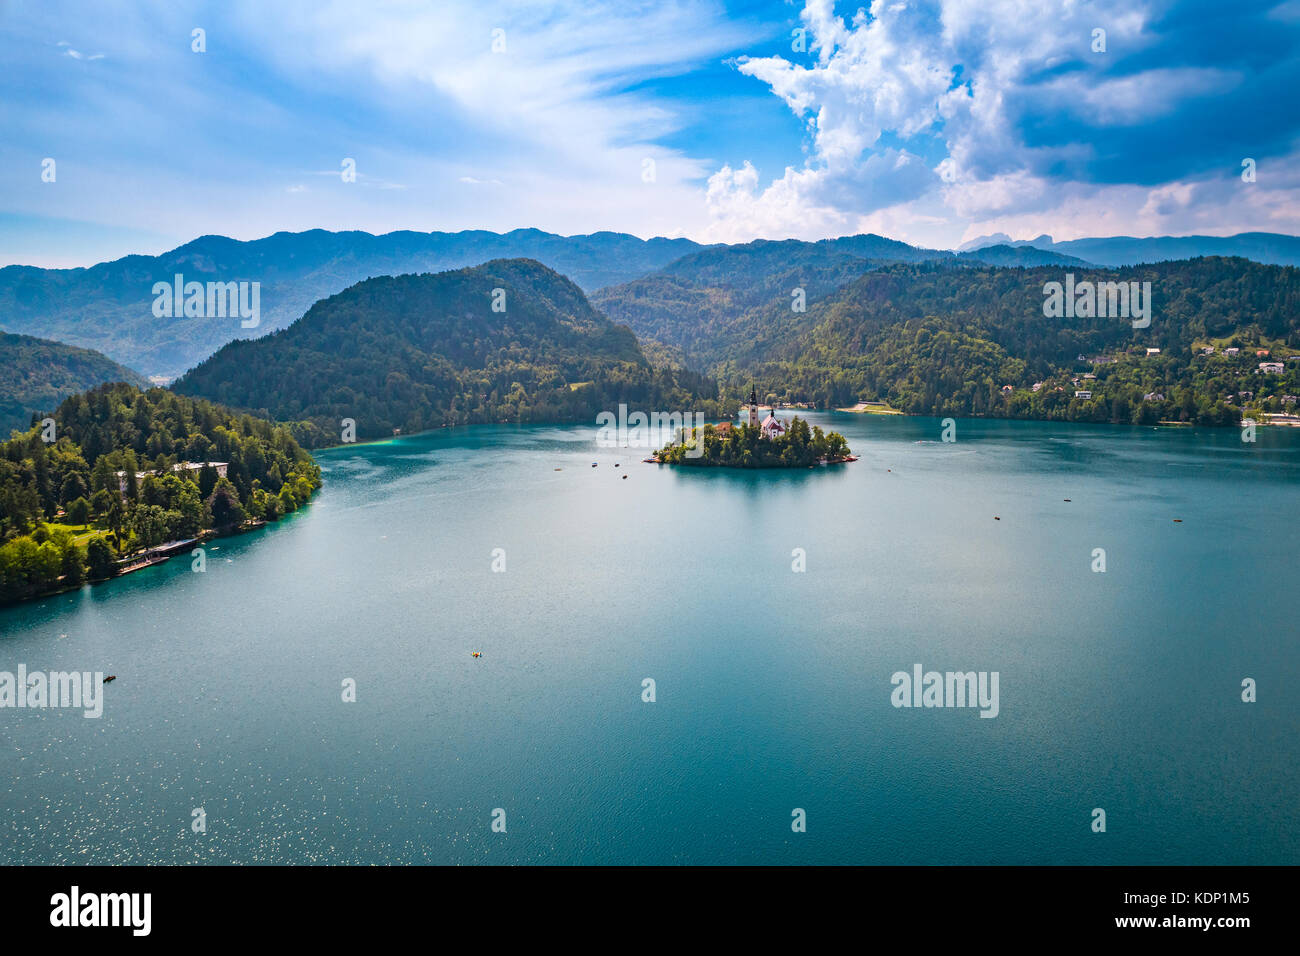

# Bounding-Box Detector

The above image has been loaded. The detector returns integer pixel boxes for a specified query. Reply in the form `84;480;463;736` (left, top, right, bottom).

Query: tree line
0;383;320;605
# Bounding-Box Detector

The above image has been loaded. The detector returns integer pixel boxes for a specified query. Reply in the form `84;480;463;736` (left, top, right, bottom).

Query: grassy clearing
838;401;903;415
46;521;112;547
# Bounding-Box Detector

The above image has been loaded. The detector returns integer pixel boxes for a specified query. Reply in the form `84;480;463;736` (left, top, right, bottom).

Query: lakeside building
116;461;228;494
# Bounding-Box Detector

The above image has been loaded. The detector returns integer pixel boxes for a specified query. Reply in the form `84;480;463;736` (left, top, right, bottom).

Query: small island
652;387;855;468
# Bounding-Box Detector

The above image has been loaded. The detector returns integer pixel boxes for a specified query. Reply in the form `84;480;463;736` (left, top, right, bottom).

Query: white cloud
57;40;105;61
704;0;1300;246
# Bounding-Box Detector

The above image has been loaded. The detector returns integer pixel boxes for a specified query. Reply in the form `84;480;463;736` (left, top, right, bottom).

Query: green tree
65;496;91;527
86;537;118;581
207;479;246;530
61;541;86;586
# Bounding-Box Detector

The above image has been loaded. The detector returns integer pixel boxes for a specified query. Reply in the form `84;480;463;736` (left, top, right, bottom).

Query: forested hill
590;240;878;368
0;228;703;379
591;237;1088;369
736;257;1300;425
173;258;721;444
0;332;149;436
0;383;320;605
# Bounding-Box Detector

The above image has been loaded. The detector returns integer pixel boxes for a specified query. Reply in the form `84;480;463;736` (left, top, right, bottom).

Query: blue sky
2;0;1298;267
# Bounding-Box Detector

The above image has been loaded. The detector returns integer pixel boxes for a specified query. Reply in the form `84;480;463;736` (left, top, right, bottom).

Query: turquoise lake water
1;414;1297;864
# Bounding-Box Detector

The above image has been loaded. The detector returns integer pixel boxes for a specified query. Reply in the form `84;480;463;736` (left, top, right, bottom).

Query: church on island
651;383;853;466
746;385;787;439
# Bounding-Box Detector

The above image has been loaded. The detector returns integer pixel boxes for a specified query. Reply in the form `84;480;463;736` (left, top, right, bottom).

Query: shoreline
310;409;1286;452
1;517;285;611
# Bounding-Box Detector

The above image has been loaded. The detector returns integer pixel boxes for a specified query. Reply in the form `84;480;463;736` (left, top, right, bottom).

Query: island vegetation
653;416;852;467
0;383;320;606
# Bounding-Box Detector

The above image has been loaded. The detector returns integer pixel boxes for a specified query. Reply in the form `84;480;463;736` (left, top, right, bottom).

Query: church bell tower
747;385;759;428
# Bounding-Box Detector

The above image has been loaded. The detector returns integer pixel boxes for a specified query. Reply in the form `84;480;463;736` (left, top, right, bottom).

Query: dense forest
0;383;320;605
0;331;149;434
602;254;1300;427
736;258;1300;425
591;241;879;369
175;258;726;445
591;237;1088;369
654;417;850;467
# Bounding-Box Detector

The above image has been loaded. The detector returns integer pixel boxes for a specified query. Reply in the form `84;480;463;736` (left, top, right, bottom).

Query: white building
760;410;787;440
117;461;228;493
1075;390;1092;400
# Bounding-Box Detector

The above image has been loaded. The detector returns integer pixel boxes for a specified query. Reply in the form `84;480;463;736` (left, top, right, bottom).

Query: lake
2;414;1297;864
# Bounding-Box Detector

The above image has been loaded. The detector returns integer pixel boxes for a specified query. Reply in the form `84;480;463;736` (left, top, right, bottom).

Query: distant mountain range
0;229;701;380
957;231;1300;267
0;332;148;435
172;259;721;443
3;226;1295;388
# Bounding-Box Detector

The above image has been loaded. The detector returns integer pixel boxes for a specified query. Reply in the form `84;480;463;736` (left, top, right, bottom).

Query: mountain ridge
0;332;149;436
955;231;1300;267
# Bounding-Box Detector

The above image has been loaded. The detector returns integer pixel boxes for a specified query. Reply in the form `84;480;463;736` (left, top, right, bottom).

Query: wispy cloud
57;40;105;60
1;0;1296;267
